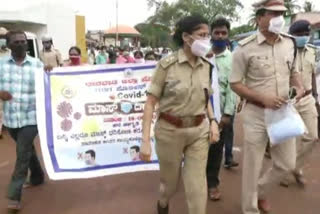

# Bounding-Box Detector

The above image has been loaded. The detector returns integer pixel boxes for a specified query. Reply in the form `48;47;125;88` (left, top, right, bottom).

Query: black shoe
224;160;239;169
157;201;169;214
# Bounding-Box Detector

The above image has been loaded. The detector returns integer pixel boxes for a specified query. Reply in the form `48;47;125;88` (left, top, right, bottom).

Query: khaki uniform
293;45;318;172
0;48;10;135
230;32;297;214
39;49;63;67
148;49;213;214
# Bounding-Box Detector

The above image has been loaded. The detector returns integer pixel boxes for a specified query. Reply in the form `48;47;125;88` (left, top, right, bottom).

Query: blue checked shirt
0;55;43;128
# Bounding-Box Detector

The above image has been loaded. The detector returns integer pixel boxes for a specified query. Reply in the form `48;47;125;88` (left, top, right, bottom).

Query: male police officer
280;20;319;187
230;0;304;213
39;35;63;67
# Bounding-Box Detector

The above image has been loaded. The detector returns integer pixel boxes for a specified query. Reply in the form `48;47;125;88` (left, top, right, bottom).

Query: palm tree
304;1;314;12
284;0;301;16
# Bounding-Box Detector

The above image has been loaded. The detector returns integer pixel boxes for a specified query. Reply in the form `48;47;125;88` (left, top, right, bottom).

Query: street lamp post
115;0;119;47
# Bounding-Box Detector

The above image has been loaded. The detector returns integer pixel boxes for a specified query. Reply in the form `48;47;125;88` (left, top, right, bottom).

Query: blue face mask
212;40;227;49
294;36;309;48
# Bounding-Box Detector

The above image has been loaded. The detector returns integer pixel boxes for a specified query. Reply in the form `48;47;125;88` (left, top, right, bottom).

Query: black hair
69;46;81;56
144;51;156;60
130;145;140;153
173;15;209;47
256;9;267;17
85;150;96;159
134;50;144;58
6;30;27;44
211;17;231;32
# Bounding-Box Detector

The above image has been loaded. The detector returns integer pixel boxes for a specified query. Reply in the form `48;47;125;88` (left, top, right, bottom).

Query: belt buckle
182;117;194;128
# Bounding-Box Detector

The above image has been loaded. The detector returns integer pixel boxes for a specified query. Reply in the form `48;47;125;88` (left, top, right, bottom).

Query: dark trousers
224;116;235;164
7;125;44;201
206;117;234;188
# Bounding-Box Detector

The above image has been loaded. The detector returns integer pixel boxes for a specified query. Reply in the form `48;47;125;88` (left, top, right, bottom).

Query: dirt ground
0;116;319;214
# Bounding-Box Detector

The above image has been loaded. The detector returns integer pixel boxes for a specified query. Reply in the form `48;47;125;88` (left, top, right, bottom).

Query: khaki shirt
230;31;298;98
40;49;63;67
148;49;213;117
0;48;10;58
298;45;317;91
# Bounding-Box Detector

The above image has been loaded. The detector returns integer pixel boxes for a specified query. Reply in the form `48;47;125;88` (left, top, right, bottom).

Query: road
0;116;319;214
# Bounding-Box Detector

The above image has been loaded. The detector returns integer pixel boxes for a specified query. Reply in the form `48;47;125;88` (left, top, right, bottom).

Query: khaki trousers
155;118;209;214
241;104;296;214
294;95;318;172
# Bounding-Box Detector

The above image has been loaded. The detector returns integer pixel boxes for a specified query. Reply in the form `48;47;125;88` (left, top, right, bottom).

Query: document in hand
265;103;306;146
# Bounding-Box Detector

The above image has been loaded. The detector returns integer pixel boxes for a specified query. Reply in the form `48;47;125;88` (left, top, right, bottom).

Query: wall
0;0;77;60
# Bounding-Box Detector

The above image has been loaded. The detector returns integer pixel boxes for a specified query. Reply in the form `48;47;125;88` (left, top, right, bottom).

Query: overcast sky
72;0;320;30
2;0;320;30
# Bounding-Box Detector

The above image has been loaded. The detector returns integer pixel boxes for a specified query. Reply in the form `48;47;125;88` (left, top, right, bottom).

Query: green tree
135;23;172;48
304;1;314;12
230;24;255;38
147;0;243;29
284;0;301;16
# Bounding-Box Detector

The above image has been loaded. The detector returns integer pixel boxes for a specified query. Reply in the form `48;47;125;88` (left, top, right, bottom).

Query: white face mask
268;16;285;34
190;37;211;57
135;58;145;63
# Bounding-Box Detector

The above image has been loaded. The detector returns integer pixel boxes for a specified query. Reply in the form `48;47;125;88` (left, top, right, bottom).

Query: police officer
39;35;63;67
0;27;10;58
280;20;319;187
141;15;219;214
230;0;304;213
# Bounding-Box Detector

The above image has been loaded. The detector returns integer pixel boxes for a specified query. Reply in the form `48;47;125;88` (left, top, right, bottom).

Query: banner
36;64;159;180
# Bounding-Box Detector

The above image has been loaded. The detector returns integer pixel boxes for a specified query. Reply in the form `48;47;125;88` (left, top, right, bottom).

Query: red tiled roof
105;25;140;35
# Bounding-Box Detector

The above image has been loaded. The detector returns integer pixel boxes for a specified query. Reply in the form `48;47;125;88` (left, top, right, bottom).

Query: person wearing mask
134;51;145;63
0;27;10;138
141;15;219;214
96;46;108;65
161;48;169;59
88;47;96;65
144;51;157;63
123;51;135;63
108;50;117;64
0;27;10;58
280;20;319;188
206;17;238;201
0;30;46;211
65;46;83;66
39;35;63;68
230;0;305;213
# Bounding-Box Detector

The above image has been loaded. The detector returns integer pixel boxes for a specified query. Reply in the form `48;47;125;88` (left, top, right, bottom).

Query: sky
70;0;320;30
1;0;320;30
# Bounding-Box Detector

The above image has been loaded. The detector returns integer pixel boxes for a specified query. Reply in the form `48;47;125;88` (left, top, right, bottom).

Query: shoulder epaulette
280;32;294;38
159;52;178;69
306;43;317;50
238;34;257;47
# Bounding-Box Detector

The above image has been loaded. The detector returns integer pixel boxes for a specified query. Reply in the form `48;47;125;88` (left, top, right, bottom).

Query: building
104;25;141;47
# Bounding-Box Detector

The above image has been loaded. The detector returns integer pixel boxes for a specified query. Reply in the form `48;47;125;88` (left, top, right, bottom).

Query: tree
304;1;314;12
135;23;172;48
284;0;301;16
230;24;255;38
147;0;243;29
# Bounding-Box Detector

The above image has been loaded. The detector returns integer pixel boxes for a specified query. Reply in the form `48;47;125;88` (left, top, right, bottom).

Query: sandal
7;200;21;211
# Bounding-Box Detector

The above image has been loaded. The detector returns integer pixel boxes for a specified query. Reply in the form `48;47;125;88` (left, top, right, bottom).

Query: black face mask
10;43;28;57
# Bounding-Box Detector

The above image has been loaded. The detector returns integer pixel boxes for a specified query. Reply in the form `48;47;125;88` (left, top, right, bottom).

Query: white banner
35;63;159;180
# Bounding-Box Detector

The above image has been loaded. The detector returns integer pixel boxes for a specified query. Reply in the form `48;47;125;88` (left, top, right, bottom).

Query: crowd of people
0;0;319;213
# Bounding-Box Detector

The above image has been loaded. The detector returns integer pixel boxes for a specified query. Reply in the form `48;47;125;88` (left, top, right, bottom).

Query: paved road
0;116;319;214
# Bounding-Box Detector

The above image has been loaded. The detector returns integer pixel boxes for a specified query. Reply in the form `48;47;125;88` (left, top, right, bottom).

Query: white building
0;0;79;59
